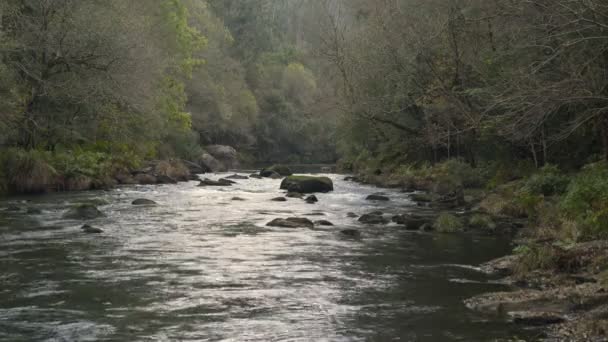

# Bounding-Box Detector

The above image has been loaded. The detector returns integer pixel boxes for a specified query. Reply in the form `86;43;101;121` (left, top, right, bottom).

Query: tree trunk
602;114;608;161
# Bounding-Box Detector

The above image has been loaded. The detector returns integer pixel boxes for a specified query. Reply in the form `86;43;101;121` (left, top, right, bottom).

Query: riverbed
0;172;535;341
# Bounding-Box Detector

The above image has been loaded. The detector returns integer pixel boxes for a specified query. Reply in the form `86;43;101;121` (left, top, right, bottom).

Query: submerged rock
266;217;314;228
249;173;263;179
63;204;104;220
81;224;103;234
366;194;390;201
132;198;157;205
358;213;389;225
280;176;333;193
231;197;246;201
156;175;177;184
392;214;430;231
271;197;287;202
260;165;293;177
225;174;249;180
198;178;234;186
340;229;361;238
305;195;318;204
26;207;42;215
315;220;334;226
286;192;303;198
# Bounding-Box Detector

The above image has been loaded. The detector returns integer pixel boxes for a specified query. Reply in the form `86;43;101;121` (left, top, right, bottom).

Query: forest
1;0;608;340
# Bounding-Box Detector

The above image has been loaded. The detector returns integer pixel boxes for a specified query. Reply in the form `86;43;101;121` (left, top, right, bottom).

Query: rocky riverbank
344;163;608;341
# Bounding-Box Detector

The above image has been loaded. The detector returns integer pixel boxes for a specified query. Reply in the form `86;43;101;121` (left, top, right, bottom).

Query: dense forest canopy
1;0;608;184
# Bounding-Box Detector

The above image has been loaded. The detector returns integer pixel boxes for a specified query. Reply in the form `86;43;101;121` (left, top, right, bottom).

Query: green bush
468;214;496;231
560;162;608;239
514;244;560;274
524;164;570;196
433;212;464;233
434;159;484;188
1;149;57;193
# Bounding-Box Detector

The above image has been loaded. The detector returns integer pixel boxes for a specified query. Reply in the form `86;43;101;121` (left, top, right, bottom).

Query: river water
0;172;534;341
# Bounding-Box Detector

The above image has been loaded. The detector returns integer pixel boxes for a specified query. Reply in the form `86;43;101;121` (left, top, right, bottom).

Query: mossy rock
280;176;333;193
63;204;105;220
433;213;464;233
261;165;293;177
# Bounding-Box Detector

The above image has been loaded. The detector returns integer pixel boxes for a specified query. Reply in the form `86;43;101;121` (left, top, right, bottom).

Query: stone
305;195;318;204
340;229;361;238
280;176;333;193
260;165;293;177
266;217;314;228
132;199;157;205
225;174;249;180
347;212;358;218
271;197;287;202
286;192;303;198
81;224;103;234
366;194;390;201
231;197;246;201
358;213;389;225
134;173;157;185
63;204;105;220
315;220;334;226
198;178;234;186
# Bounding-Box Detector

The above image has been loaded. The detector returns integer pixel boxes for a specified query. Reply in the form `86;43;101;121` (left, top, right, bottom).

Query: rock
366;194;390;201
305;195;318;204
509;311;565;326
271;197;287;202
156;175;177;184
134;173;157;185
344;176;358;182
218;178;237;184
266;217;314;228
26;207;42;214
315;220;334;226
132;199;157;205
231;197;246;201
205;145;239;169
115;172;137;184
63;204;104;220
392;214;430;230
420;223;433;231
153;160;190;182
180;159;206;174
81;224;103;234
225;174;249;180
249;173;263;179
260;165;293;177
321;166;333;172
199;152;225;172
340;229;361;238
358;213;389;225
286;192;303;198
6;205;22;212
198;178;233;186
410;193;433;203
304;212;326;216
347;212;358;218
281;176;333;193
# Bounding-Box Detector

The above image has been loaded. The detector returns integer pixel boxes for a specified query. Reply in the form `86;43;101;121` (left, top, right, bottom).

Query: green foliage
433;213;464;233
514;244;560;275
524;165;570;196
0;149;57;194
468;214;496;231
560;162;608;239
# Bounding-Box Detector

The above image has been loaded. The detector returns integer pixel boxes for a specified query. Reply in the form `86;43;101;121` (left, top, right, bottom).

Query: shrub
2;149;57;193
524;164;570;196
433;212;464;233
513;244;561;275
468;214;496;231
434;159;484;188
560;162;608;239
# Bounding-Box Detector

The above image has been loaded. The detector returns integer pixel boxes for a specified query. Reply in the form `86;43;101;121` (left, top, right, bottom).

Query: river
0;172;534;341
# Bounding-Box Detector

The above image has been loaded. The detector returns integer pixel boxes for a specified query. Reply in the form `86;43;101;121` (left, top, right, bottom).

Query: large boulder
134;173;157;185
199;152;226;172
260;165;293;177
205;145;239;169
280;176;333;193
154;160;190;182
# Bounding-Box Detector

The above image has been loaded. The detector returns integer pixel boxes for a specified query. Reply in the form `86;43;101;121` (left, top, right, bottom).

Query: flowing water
0;172;535;341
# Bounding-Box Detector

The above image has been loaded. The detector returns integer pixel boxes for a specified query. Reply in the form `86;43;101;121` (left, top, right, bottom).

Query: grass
433;213;464;233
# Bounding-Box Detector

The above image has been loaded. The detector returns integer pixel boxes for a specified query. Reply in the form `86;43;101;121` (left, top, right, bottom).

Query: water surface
0;173;534;341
